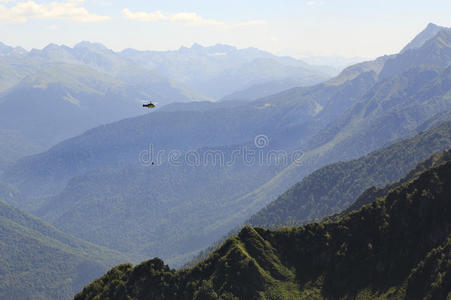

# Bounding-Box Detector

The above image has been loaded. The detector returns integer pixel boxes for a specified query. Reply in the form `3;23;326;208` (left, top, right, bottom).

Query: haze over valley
1;1;451;299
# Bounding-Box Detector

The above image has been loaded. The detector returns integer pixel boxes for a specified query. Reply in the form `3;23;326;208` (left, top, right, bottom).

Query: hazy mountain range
1;23;451;299
119;43;336;99
3;23;451;264
0;41;330;171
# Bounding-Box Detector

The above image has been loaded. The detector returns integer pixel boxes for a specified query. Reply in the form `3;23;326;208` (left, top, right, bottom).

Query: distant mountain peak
43;43;62;50
10;46;27;56
425;22;440;29
0;41;13;54
30;43;73;59
426;22;442;29
190;42;203;49
401;22;447;53
74;41;109;52
378;26;451;80
180;43;238;54
432;28;451;45
209;43;237;53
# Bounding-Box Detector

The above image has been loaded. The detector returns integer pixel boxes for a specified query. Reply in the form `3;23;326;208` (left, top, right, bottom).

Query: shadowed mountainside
247;119;451;227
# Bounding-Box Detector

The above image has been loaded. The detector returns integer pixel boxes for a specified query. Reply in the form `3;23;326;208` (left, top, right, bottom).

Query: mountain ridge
4;23;451;268
400;23;446;53
75;156;451;299
0;40;334;169
247;119;451;228
231;28;451;229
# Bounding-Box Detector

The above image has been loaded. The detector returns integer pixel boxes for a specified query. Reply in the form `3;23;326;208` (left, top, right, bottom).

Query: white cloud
0;0;110;23
121;9;165;22
121;8;266;28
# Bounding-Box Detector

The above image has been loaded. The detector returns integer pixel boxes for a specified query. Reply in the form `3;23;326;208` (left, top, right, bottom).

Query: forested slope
0;200;129;300
248;119;451;227
75;158;451;300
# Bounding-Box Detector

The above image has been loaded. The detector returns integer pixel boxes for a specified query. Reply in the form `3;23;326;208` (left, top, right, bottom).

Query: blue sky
1;0;450;59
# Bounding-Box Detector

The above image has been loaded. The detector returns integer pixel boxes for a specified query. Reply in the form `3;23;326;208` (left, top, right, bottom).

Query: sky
1;0;451;59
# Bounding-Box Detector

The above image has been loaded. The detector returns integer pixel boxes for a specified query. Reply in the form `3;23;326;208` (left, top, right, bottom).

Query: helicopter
142;101;156;108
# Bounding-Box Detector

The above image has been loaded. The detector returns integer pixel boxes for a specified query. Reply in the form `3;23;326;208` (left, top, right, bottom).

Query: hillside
75;158;451;300
0;199;130;300
333;149;451;220
380;27;451;79
0;51;37;93
247;119;451;227
192;120;451;265
0;180;22;207
400;23;446;53
219;78;307;102
35;155;281;263
0;129;41;171
0;63;136;148
232;28;451;226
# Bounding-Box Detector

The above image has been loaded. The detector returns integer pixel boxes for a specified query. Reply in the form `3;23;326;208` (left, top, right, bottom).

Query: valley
0;15;450;299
